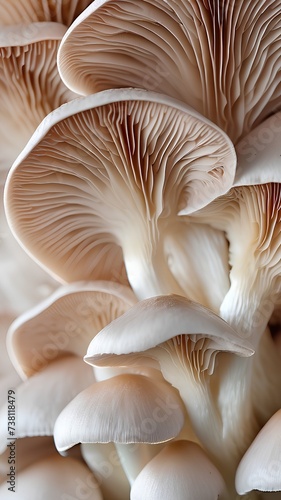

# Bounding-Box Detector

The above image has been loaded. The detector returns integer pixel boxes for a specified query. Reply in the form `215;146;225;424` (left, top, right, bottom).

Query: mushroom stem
115;443;163;486
219;280;274;347
123;236;183;300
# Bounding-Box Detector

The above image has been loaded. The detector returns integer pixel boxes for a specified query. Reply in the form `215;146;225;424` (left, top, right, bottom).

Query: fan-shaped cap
7;280;136;379
5;88;236;290
57;0;281;143
131;440;227;500
85;295;254;367
0;0;93;27
0;22;76;184
236;409;281;494
0;454;103;499
54;373;185;451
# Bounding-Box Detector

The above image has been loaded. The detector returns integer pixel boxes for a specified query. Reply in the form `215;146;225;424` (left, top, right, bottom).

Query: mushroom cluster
1;0;281;498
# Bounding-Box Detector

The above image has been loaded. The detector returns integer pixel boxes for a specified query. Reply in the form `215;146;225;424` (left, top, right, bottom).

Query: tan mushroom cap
0;0;93;27
5;88;236;294
131;440;227;500
57;0;281;143
0;22;76;184
7;280;136;379
54;373;185;451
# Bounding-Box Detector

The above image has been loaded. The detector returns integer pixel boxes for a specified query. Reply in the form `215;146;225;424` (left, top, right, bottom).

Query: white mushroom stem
115;443;163;486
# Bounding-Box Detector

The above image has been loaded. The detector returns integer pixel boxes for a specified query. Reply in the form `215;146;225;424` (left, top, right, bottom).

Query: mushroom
57;0;281;143
85;294;254;482
0;355;95;453
81;442;130;500
235;409;281;495
6;280;136;379
130;440;227;500
54;373;185;483
0;0;93;27
0;453;103;499
4;88;236;300
0;22;76;184
189;182;281;346
0;185;58;316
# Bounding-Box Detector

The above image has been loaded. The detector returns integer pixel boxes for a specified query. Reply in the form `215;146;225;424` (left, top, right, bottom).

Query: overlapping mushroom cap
57;0;281;143
0;22;76;184
4;88;236;299
7;280;136;378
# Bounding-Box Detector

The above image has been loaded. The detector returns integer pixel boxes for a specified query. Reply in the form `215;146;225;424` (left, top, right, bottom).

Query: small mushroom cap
0;355;94;453
236;409;281;494
5;88;236;284
85;295;254;367
7;280;135;379
54;373;185;451
130;440;227;500
0;454;103;499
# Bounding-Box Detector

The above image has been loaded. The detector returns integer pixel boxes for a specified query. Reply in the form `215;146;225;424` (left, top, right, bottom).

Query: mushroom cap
0;454;103;499
57;0;281;143
54;373;185;451
0;355;94;453
0;0;93;27
0;22;76;183
130;440;227;500
5;88;236;284
235;112;281;186
7;280;136;379
0;184;58;316
85;295;254;369
235;409;281;494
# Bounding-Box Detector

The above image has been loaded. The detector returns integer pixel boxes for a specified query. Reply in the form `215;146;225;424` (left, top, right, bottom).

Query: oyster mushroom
0;453;103;499
54;373;185;482
235;409;281;495
7;280;136;379
4;88;236;300
57;0;281;143
0;355;95;453
130;440;227;500
85;294;253;482
0;22;76;184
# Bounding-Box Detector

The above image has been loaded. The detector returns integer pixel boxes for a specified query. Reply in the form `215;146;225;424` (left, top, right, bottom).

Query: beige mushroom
0;22;76;185
5;88;236;299
57;0;281;143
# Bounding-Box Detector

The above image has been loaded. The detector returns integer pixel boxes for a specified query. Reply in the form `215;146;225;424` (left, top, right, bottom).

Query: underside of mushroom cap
57;0;281;143
7;280;136;379
0;22;76;182
0;0;93;26
5;88;236;284
85;295;254;368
